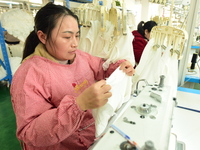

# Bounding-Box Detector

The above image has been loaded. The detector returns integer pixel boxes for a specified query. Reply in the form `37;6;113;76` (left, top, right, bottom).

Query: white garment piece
77;26;90;52
132;38;179;97
102;26;135;70
92;67;132;137
92;21;114;59
79;20;135;71
132;38;157;92
78;20;100;54
9;57;21;75
160;46;178;97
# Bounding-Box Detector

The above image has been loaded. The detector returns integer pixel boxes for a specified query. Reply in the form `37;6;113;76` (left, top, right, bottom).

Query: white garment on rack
160;46;178;97
78;26;90;52
132;38;179;97
92;67;132;137
79;20;135;71
102;26;135;70
92;20;114;60
78;20;100;54
132;38;157;91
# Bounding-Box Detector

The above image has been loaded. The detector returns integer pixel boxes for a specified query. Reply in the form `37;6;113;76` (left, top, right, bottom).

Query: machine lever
123;117;135;124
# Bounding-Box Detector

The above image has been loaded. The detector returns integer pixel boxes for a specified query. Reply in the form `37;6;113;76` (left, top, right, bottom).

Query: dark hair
137;21;157;39
22;2;79;60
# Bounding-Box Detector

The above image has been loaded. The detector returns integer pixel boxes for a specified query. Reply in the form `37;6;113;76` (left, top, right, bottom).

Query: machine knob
141;140;156;150
120;141;136;150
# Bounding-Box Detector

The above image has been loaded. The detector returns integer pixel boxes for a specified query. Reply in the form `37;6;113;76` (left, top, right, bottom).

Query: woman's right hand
76;80;112;111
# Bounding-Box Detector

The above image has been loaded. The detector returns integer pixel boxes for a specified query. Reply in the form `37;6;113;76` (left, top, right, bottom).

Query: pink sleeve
10;65;89;147
83;51;125;80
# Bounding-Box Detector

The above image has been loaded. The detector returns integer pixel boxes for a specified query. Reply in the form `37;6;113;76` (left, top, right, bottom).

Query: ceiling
0;0;192;10
0;0;66;9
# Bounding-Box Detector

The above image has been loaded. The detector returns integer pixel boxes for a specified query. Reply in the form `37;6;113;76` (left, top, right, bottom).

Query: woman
10;2;134;150
132;21;157;65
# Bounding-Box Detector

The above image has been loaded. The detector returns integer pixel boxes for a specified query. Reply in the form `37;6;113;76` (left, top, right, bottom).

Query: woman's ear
144;29;150;40
37;30;47;44
144;29;148;35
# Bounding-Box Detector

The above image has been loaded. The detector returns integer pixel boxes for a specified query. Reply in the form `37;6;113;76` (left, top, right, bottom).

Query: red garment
132;30;148;64
10;44;123;150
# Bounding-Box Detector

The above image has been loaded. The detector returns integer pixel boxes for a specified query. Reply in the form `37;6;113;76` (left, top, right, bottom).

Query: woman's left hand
119;60;135;76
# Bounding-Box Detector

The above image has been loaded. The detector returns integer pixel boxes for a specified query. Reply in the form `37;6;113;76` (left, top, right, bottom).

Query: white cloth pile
0;9;33;81
1;8;34;42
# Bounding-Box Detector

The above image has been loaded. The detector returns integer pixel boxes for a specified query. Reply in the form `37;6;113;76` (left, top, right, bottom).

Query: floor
0;80;200;150
0;82;21;150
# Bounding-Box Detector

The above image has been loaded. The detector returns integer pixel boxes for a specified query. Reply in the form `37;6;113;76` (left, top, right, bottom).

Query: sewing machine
89;83;177;150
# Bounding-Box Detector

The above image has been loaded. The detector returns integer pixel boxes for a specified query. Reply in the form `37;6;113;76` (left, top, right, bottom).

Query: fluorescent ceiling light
29;0;42;4
54;1;63;5
0;1;19;4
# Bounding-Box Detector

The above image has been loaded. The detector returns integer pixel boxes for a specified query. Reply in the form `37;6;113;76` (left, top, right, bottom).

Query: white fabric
132;38;179;97
78;26;90;52
92;67;132;137
102;26;135;70
1;9;34;42
9;57;21;75
78;20;135;71
132;38;157;91
0;65;6;79
0;57;21;80
78;20;100;54
92;20;114;60
160;46;179;97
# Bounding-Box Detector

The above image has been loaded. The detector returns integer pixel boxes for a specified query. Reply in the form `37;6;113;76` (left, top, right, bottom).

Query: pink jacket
10;44;123;150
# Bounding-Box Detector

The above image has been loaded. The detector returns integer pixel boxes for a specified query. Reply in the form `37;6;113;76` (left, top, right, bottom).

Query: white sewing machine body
89;85;176;150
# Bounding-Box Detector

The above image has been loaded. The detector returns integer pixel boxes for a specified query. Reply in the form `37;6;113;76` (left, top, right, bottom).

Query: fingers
95;79;107;88
91;80;112;99
96;80;111;94
119;61;135;76
97;80;112;99
104;92;112;99
76;80;112;110
101;84;111;93
124;67;135;76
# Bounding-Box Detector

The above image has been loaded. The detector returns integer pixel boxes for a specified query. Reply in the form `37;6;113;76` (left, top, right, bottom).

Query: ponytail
22;30;40;60
137;21;145;37
137;20;157;39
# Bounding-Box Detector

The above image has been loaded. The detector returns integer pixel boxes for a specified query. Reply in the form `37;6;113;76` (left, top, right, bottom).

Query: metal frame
0;23;12;85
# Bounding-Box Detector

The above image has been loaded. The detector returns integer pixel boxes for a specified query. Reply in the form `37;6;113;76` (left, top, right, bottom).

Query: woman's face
45;15;80;61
